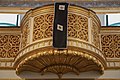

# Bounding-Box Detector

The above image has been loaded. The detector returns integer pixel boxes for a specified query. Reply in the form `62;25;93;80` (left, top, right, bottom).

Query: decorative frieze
101;34;120;58
68;13;88;41
0;35;20;58
33;14;53;41
33;13;88;42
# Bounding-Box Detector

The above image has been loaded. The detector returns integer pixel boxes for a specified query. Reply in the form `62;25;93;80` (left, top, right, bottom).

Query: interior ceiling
0;0;120;8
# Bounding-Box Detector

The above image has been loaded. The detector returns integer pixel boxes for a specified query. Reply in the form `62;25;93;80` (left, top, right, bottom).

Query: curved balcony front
14;4;106;78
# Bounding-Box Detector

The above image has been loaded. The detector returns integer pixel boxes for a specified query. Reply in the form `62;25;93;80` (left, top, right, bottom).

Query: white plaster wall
97;14;105;26
0;70;20;79
99;70;120;79
0;70;120;79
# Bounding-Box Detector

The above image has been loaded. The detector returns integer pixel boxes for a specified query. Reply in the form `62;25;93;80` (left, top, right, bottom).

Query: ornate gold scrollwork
0;35;20;58
101;34;120;58
33;13;88;42
68;13;88;41
33;14;53;41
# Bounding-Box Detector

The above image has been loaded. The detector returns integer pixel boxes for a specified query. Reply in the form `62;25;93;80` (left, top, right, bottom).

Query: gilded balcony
14;4;106;78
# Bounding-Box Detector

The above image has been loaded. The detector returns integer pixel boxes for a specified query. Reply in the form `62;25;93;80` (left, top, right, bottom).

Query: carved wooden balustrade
100;27;120;69
0;28;21;69
12;4;106;78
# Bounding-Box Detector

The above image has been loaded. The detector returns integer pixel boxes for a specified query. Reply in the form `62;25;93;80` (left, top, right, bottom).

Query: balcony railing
13;4;106;78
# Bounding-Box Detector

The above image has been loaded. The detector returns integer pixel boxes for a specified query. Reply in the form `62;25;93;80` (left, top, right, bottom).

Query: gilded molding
16;47;104;78
14;38;106;65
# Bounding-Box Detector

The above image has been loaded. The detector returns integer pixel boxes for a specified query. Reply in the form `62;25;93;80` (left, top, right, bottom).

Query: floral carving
33;13;88;41
101;35;120;58
68;13;88;41
33;14;53;41
0;35;20;58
